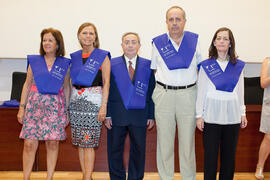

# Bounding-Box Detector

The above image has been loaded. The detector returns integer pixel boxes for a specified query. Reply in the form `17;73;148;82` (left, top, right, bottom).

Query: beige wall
0;0;269;100
0;59;26;101
0;0;270;62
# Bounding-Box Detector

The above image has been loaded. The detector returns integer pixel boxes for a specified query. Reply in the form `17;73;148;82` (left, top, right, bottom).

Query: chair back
10;72;26;102
244;77;264;105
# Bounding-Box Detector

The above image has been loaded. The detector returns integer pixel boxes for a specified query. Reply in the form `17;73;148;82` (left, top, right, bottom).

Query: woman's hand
66;111;70;127
196;117;204;131
241;116;248;128
17;108;24;124
98;104;107;122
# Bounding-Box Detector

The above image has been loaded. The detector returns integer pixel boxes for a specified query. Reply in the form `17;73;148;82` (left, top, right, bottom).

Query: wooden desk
0;105;268;172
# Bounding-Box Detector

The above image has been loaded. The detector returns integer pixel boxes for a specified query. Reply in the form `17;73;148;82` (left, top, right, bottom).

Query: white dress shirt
196;59;246;125
124;55;137;70
151;33;203;86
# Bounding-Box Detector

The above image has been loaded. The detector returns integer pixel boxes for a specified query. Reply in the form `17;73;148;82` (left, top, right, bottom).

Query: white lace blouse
196;60;246;125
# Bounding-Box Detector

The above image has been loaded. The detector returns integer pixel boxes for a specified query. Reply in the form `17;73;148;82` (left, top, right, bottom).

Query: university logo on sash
111;56;151;109
152;31;198;70
28;55;70;94
201;58;245;92
70;49;111;86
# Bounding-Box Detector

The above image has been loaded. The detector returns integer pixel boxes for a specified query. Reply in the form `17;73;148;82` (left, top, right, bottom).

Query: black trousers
203;122;240;180
107;125;147;180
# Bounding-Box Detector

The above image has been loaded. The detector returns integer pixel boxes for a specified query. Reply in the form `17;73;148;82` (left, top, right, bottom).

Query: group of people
16;5;270;180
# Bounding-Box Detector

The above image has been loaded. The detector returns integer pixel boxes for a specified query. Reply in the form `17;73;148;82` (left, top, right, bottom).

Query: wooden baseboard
0;171;269;180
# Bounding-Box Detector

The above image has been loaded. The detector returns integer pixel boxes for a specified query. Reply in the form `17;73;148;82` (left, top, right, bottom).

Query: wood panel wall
0;105;269;172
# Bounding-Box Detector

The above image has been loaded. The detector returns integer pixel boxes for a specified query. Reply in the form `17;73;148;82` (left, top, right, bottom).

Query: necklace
45;57;55;66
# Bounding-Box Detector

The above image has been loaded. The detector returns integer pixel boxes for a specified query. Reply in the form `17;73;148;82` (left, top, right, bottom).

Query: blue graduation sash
28;55;70;94
153;31;198;70
111;56;151;109
70;49;111;86
201;58;245;92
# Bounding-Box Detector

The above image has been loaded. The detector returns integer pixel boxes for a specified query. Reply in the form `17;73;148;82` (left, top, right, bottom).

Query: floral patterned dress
19;65;68;140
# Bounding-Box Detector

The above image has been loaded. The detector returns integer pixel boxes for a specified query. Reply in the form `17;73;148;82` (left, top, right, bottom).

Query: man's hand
147;119;154;130
104;118;112;129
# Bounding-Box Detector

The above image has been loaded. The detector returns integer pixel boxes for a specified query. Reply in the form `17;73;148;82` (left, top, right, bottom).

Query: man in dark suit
105;32;155;180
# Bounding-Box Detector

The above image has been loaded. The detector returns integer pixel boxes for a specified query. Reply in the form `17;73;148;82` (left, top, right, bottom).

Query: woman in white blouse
196;27;248;180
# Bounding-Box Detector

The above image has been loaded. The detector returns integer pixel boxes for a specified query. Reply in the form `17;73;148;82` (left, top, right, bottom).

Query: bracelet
19;104;25;108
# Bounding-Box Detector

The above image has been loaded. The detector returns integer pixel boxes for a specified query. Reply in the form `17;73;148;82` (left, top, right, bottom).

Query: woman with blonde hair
69;22;110;180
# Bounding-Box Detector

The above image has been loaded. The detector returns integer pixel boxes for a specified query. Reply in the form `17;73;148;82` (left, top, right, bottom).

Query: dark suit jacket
106;55;155;127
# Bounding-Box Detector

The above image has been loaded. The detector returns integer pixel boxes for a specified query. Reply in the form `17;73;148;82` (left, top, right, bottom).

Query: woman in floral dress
17;28;70;180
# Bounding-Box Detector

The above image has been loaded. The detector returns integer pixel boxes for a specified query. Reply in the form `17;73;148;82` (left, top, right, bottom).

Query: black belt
157;81;196;90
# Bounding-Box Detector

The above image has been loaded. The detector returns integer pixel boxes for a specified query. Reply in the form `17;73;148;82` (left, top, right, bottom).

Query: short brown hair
39;28;65;57
122;32;141;44
166;6;186;20
77;22;100;48
209;27;238;64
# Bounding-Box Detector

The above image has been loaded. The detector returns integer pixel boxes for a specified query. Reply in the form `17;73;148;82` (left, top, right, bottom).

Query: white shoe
255;166;264;180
